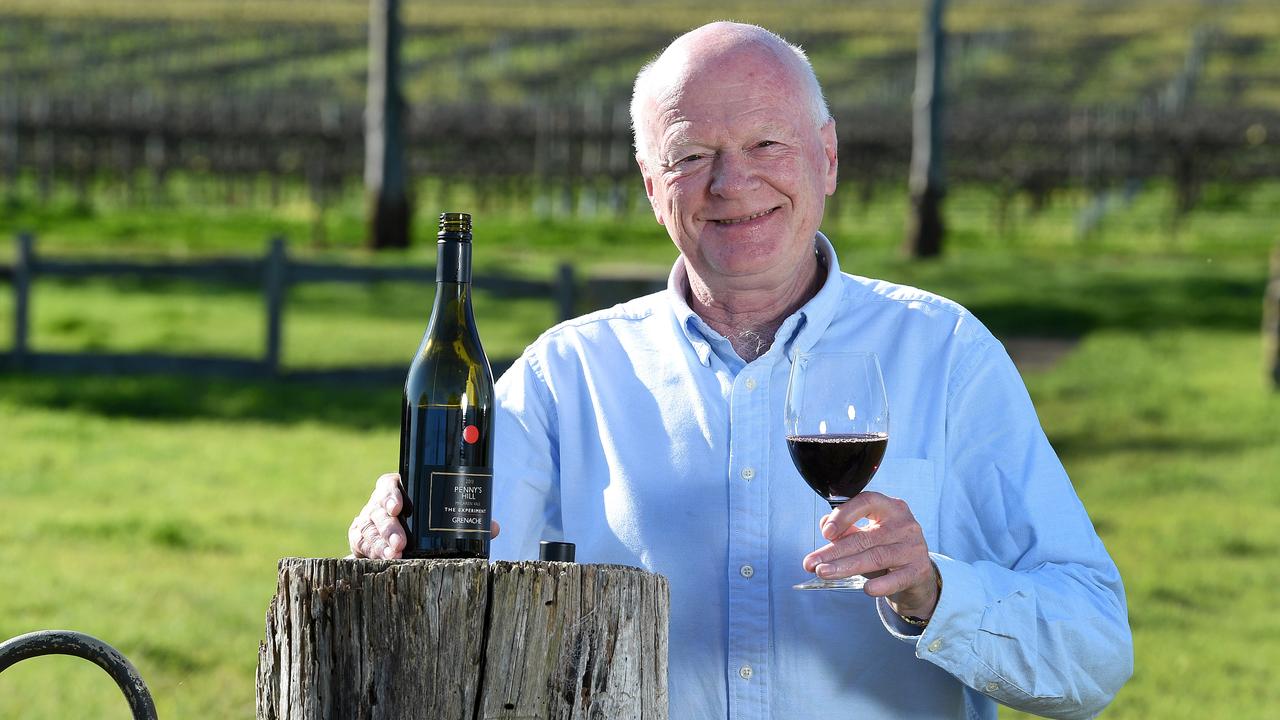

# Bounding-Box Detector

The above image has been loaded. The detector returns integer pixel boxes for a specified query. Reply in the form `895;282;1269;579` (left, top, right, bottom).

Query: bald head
630;22;831;163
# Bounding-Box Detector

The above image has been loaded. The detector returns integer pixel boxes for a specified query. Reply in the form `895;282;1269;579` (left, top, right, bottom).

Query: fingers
822;491;905;540
862;558;934;599
347;514;367;557
368;504;405;557
802;492;932;601
809;539;914;581
350;474;406;559
375;473;403;516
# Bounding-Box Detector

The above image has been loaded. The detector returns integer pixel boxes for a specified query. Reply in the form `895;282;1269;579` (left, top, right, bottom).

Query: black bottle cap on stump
539;541;576;563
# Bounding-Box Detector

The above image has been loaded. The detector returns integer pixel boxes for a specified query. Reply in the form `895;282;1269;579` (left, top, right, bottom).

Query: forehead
651;52;807;143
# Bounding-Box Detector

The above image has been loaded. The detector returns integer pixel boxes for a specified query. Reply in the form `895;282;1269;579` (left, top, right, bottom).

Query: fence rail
1;234;589;381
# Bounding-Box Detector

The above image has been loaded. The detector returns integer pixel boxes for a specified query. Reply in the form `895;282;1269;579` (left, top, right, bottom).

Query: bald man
351;22;1132;719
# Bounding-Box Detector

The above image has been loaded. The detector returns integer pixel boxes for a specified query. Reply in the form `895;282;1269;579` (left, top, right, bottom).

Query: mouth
711;207;779;225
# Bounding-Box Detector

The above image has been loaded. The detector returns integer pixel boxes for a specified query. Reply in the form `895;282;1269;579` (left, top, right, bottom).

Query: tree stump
256;558;669;720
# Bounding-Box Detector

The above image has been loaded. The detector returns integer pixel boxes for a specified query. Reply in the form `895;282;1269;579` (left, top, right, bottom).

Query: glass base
793;574;868;591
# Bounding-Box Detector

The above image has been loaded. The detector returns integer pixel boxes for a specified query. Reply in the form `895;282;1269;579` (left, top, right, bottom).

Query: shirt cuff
876;595;926;639
877;552;985;654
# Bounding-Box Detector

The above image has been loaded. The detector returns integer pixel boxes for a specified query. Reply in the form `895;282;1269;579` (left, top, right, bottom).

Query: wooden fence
0;234;625;382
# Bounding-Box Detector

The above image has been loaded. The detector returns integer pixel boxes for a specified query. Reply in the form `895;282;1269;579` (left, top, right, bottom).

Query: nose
708;152;759;198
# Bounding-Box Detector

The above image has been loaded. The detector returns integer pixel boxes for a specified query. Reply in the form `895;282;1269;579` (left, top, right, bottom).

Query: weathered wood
256;558;668;720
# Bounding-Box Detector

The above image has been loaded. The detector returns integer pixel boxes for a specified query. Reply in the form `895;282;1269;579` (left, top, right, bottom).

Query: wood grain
256;558;668;720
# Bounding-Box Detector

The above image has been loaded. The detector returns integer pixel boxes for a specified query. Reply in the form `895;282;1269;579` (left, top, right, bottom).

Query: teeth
715;208;773;225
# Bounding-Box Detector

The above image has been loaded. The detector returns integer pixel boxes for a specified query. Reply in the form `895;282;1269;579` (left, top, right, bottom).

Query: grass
2;327;1276;717
1;178;1278;717
1016;329;1280;717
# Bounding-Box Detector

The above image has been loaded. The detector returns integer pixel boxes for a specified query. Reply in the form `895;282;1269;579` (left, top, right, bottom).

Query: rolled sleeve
919;334;1134;718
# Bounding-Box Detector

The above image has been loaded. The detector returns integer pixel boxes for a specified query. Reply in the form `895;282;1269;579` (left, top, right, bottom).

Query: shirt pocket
864;458;939;547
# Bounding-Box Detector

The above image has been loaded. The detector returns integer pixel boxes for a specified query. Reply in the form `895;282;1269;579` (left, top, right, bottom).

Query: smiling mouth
712;207;779;225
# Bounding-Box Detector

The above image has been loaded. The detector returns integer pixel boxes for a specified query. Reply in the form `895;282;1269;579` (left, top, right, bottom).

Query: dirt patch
1002;336;1080;373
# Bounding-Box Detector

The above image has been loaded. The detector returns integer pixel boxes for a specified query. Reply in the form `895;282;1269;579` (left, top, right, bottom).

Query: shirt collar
664;232;844;367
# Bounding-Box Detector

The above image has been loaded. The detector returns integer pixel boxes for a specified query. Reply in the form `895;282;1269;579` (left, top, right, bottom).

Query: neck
687;253;824;362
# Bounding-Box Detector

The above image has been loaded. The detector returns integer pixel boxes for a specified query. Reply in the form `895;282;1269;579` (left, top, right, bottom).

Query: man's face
637;48;838;292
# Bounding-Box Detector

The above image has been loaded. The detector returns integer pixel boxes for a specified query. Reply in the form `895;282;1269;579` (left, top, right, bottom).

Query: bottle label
425;466;492;534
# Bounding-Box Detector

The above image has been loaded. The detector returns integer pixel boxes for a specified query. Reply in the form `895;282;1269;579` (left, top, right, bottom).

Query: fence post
256;558;669;720
1266;244;1280;390
556;262;575;322
13;233;32;369
263;236;287;375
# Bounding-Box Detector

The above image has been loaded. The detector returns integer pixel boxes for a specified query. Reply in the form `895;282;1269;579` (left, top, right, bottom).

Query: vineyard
2;0;1278;224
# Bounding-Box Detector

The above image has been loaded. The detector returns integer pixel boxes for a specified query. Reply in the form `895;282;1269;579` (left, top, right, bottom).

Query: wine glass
786;351;889;591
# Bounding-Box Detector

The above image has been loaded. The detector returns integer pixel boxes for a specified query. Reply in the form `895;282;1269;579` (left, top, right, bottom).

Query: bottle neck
436;239;472;284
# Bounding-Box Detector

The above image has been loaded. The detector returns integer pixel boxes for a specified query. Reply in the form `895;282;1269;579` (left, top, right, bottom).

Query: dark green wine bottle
398;212;495;559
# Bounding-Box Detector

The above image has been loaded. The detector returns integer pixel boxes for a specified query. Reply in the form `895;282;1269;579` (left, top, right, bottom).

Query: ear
820;119;838;197
636;154;666;226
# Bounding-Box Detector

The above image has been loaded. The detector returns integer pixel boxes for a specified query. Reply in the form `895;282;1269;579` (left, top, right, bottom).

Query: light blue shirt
492;234;1132;719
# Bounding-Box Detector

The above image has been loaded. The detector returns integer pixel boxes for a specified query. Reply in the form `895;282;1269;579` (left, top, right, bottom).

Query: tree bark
365;0;411;250
904;0;948;259
256;558;669;720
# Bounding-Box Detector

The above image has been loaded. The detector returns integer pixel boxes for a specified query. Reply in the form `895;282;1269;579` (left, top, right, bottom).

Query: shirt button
739;664;753;680
740;565;754;578
740;467;756;481
927;638;943;653
744;377;757;391
984;681;1000;693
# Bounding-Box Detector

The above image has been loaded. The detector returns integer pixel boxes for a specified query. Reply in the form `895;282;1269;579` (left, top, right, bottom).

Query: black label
424;466;492;534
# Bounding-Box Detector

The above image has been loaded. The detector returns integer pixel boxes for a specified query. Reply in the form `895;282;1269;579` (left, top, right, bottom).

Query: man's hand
802;491;940;619
348;473;500;559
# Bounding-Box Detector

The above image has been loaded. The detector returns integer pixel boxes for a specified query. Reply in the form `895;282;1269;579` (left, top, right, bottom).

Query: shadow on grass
965;275;1262;338
883;254;1265;339
0;373;402;429
1048;432;1262;460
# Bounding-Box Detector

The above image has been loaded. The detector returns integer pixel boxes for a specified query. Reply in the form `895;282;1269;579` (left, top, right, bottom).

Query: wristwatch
895;562;943;628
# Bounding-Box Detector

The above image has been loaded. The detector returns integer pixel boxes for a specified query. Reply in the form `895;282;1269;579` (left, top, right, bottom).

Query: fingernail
383;545;395;559
385;499;397;513
388;533;401;549
816;563;834;579
821;523;837;540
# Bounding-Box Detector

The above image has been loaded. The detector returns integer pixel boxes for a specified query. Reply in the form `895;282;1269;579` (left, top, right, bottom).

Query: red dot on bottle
463;425;479;444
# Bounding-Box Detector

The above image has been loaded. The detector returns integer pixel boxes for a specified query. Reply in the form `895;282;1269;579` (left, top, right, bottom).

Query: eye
676;153;705;165
755;140;778;149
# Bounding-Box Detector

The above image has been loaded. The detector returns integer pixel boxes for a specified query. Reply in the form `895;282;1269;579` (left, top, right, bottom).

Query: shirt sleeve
489;351;562;562
888;332;1134;719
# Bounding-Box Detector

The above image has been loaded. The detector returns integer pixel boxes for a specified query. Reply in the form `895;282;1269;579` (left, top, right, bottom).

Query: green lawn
1;181;1278;717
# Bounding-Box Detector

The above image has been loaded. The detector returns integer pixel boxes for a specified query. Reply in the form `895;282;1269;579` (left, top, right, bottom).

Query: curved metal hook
0;629;158;720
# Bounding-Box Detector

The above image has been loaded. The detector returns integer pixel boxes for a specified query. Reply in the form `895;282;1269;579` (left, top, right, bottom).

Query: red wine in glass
785;352;889;591
786;433;888;506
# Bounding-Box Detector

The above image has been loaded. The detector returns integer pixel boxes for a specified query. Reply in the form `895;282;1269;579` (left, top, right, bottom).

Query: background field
2;1;1279;719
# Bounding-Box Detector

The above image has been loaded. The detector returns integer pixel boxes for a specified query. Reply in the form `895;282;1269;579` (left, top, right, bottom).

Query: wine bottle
398;212;495;559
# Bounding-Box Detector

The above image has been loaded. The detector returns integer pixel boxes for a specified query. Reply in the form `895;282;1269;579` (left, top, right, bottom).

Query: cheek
662;180;699;217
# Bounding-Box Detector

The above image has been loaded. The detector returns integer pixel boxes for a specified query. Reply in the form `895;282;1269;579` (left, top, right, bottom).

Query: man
351;22;1132;719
